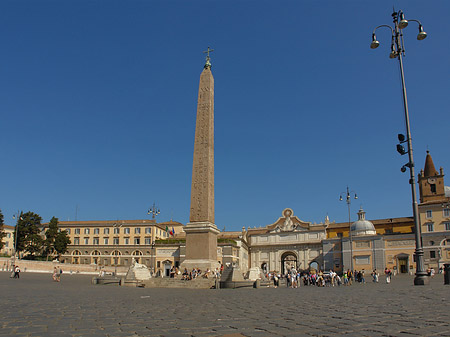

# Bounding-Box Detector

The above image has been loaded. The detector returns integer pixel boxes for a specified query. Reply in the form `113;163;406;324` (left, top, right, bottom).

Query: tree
54;231;71;258
0;210;6;251
44;216;59;258
15;211;43;257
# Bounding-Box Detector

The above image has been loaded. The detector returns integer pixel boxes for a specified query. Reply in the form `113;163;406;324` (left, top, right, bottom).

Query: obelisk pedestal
182;50;220;271
182;222;220;271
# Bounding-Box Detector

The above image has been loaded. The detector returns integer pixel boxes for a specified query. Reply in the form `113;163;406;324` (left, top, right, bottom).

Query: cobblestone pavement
1;271;449;337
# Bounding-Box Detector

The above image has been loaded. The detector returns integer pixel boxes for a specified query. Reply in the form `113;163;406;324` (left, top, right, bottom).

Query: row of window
73;237;155;245
69;227;152;235
426;222;450;232
426;209;450;219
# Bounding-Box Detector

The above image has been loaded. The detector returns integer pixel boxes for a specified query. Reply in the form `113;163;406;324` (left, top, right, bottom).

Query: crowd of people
267;267;395;288
176;265;223;280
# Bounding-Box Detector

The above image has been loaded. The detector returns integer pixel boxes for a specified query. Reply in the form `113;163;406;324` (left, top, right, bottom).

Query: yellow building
41;219;185;271
323;209;417;275
0;225;15;256
326;216;414;239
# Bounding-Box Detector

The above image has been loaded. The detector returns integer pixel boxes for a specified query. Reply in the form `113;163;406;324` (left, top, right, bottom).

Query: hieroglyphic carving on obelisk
182;48;219;271
190;47;215;224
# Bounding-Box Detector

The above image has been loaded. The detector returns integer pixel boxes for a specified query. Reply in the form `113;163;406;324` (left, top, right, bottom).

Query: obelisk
182;47;220;271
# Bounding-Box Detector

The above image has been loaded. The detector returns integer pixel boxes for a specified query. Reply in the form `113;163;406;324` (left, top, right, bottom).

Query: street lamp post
147;203;160;276
340;187;358;275
147;202;160;220
12;211;21;269
113;223;122;276
150;241;156;277
370;9;428;285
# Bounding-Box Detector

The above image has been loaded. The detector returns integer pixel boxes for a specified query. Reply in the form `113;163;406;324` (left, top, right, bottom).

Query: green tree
15;211;44;257
0;210;6;251
44;216;59;258
54;230;71;258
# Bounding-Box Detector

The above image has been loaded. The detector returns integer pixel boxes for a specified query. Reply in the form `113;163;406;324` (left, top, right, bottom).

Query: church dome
351;208;376;236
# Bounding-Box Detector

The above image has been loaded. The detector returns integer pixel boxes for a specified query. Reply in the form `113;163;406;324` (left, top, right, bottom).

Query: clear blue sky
1;1;449;230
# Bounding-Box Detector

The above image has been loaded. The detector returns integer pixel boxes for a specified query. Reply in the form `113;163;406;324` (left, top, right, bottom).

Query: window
113;227;120;234
104;228;110;234
75;228;80;235
84;238;89;245
124;238;129;245
84;228;90;234
5;242;8;247
385;229;393;234
430;251;436;259
7;233;11;238
104;238;109;245
145;228;152;234
426;210;432;219
145;238;152;245
94;228;100;235
135;228;141;234
430;184;436;193
134;238;140;245
113;238;119;245
124;228;130;235
93;238;99;245
444;209;450;217
74;238;80;245
427;223;434;232
66;229;71;234
445;222;450;231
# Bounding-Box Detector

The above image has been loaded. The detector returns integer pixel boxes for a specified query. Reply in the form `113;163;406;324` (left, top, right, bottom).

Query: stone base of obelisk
181;222;220;271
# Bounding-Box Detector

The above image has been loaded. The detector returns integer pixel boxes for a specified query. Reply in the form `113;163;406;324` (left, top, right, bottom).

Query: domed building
351;208;376;236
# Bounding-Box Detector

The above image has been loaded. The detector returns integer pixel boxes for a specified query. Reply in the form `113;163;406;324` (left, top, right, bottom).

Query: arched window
72;250;82;256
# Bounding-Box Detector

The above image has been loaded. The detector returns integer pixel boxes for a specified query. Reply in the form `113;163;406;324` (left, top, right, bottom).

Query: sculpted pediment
268;208;311;233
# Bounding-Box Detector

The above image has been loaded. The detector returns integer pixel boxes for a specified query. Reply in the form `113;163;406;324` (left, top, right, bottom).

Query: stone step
143;278;216;289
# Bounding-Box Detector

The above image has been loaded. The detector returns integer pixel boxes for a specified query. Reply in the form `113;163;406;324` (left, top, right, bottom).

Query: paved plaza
0;271;449;337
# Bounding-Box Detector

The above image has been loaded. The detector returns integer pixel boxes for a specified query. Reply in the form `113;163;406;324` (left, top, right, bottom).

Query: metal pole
394;20;428;285
347;189;354;275
12;211;20;268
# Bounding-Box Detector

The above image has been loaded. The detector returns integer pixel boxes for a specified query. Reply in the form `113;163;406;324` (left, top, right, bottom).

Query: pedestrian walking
372;269;379;283
13;265;20;279
385;267;391;283
52;267;58;281
273;274;279;288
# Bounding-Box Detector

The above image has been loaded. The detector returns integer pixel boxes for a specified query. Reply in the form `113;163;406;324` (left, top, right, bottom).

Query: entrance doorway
397;254;409;273
309;261;319;271
281;252;297;275
261;263;267;274
163;260;172;277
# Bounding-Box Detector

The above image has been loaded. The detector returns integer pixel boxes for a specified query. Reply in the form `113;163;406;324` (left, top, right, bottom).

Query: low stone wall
0;257;128;275
143;278;216;289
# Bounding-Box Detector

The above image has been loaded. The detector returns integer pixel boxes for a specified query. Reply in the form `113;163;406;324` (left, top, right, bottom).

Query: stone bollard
444;264;450;285
253;279;260;288
91;277;98;285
